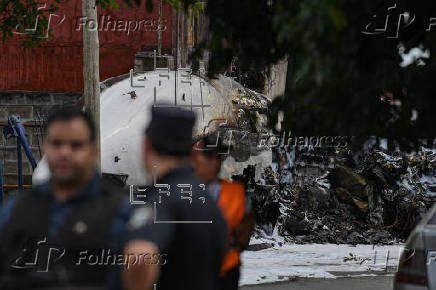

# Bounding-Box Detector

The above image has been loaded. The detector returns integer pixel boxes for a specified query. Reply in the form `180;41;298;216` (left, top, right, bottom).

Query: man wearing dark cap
121;106;227;290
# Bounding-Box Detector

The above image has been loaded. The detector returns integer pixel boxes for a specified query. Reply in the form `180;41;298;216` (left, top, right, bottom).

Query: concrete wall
0;92;82;187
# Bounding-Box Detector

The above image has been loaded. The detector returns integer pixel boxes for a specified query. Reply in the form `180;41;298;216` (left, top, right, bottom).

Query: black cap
145;106;196;157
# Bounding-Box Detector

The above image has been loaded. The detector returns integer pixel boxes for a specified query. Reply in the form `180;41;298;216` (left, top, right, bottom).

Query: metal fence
0;110;48;200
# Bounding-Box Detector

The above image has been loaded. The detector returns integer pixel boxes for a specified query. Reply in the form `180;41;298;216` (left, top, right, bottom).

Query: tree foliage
0;0;60;48
185;0;436;151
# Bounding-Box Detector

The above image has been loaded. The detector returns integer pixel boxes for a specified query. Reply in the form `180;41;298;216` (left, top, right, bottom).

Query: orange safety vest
217;180;245;275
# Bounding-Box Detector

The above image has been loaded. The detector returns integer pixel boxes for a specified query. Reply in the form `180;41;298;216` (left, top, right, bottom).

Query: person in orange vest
192;133;255;290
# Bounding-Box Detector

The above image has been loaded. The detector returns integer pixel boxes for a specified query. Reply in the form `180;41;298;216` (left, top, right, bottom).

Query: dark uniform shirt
0;173;129;247
121;166;227;290
0;173;132;289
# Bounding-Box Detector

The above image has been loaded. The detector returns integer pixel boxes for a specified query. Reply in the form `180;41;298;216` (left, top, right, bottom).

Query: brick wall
0;92;82;188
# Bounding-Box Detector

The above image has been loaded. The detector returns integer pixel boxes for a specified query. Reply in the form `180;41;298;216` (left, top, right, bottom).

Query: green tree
0;0;59;48
186;0;436;151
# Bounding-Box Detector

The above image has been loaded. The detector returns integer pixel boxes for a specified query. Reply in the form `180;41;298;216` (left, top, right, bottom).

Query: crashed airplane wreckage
99;70;272;186
32;70;273;186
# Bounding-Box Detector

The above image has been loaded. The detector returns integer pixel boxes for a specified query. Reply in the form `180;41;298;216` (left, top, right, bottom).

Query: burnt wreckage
236;144;436;245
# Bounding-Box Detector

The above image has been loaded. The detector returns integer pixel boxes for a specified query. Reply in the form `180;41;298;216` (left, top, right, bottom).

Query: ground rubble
235;146;436;244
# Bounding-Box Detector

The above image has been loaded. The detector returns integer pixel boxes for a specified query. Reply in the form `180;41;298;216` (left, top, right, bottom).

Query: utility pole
82;0;101;169
158;0;162;56
174;10;179;104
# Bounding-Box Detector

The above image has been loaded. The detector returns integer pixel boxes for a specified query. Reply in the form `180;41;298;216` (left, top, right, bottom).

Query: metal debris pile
241;146;436;244
231;88;270;113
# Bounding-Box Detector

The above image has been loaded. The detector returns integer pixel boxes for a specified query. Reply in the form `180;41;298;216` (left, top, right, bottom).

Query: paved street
241;276;393;290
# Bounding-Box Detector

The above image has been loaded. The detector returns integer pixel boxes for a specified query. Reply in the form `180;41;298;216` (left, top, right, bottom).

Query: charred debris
233;144;436;245
207;72;435;245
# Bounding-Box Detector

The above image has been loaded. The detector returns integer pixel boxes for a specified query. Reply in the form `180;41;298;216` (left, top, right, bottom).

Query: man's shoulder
221;180;245;191
220;179;246;205
8;188;45;204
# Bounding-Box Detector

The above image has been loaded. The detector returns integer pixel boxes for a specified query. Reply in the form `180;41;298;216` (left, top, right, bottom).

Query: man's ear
143;136;154;166
191;145;198;158
191;140;203;158
144;136;151;155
